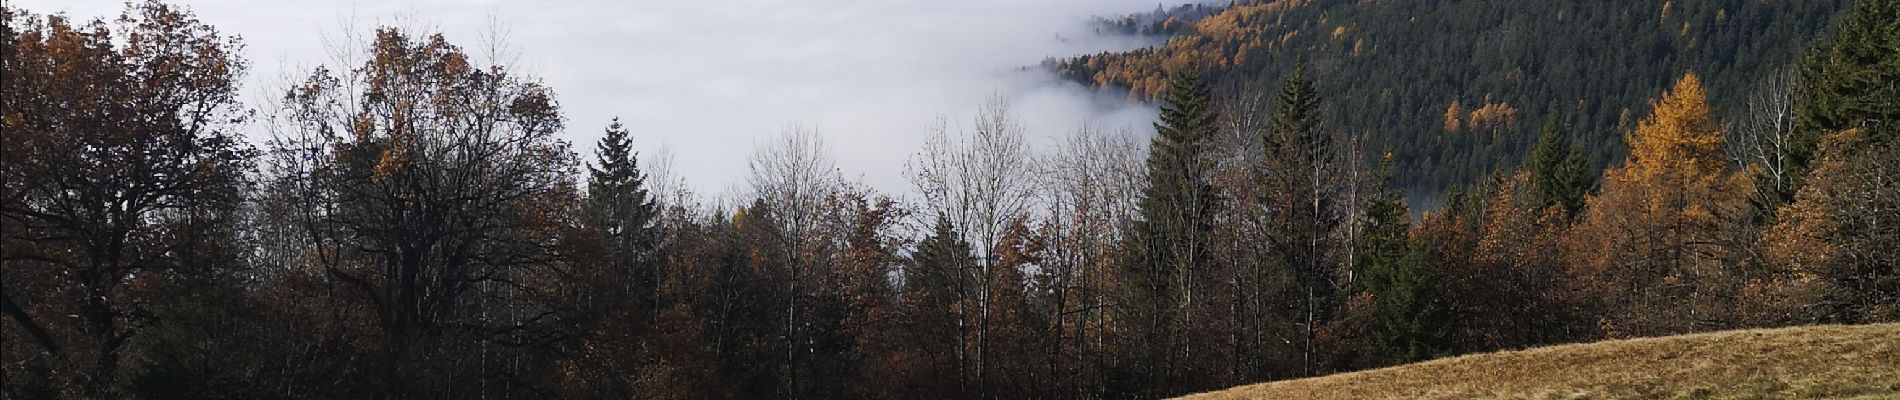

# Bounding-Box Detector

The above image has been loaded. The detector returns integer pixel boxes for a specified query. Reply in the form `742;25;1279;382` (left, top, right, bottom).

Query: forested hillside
3;1;1895;399
1051;0;1848;195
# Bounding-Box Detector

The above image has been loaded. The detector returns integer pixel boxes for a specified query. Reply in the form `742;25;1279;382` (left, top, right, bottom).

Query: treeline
2;1;1897;400
1088;3;1223;37
1050;0;1849;196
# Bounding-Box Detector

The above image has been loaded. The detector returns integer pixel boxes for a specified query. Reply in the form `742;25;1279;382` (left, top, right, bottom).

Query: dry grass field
1180;324;1900;400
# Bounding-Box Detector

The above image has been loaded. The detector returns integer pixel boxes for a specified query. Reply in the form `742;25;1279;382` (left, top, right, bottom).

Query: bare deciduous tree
906;94;1037;396
746;125;840;400
1729;68;1800;211
1037;123;1146;397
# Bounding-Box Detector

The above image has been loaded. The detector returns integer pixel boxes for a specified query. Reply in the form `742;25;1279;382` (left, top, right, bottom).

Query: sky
15;0;1180;197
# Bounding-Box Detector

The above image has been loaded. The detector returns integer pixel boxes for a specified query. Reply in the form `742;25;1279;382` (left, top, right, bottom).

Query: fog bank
16;0;1184;194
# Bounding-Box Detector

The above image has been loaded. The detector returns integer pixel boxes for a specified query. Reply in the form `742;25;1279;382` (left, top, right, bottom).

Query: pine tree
1124;67;1219;397
588;118;664;309
1527;118;1593;216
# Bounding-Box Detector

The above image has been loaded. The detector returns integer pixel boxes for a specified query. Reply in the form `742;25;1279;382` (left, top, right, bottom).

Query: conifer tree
1358;155;1446;365
903;215;979;398
1766;0;1900;325
588;118;664;309
1259;63;1343;376
1793;0;1900;174
1124;67;1219;396
1527;119;1593;216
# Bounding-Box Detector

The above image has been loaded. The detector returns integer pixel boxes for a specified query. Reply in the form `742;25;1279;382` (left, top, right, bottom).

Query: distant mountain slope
1179;323;1900;400
1051;0;1849;195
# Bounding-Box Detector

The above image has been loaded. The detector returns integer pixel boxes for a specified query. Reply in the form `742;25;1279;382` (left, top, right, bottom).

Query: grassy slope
1181;324;1900;400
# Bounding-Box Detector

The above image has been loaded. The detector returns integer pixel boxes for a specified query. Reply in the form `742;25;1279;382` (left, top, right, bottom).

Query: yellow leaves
1194;0;1305;41
1606;73;1743;222
1195;13;1241;40
1163;16;1187;34
1467;99;1519;136
1567;73;1756;335
1473;173;1549;267
1627;73;1726;181
1443;100;1464;133
352;113;376;140
1679;202;1713;224
1071;0;1324;100
371;143;409;182
1442;97;1517;136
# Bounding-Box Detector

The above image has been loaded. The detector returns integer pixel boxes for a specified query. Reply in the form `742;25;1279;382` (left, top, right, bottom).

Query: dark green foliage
1795;0;1900;153
1054;0;1849;199
1268;65;1325;159
127;279;314;400
1786;0;1900;325
1356;157;1450;365
1124;67;1222;397
900;215;978;398
1258;64;1347;376
588;118;665;309
908;215;976;313
1263;65;1335;300
1527;119;1594;215
1358;189;1444;366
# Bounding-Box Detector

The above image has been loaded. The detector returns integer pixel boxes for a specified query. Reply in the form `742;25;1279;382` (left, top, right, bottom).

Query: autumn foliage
3;1;1897;399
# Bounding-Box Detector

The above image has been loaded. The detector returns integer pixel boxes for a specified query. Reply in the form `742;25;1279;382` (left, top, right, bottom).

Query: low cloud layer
17;0;1176;194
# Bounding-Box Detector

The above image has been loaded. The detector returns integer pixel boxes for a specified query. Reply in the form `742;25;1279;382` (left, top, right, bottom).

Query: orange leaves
1443;101;1464;133
1566;73;1755;336
1607;72;1740;223
1442;97;1517;136
1466;100;1519;136
1758;131;1863;274
1065;1;1317;100
371;140;410;182
1627;73;1726;180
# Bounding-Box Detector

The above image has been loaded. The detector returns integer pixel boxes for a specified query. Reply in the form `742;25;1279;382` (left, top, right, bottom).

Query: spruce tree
1527;118;1593;216
1775;0;1900;324
1793;0;1900;172
1269;66;1323;152
588;117;664;309
1358;157;1446;365
1124;67;1219;396
1260;63;1342;376
904;215;978;396
909;215;976;305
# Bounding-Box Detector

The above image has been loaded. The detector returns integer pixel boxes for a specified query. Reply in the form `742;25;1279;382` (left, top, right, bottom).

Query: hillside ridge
1179;323;1900;400
1053;0;1850;195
